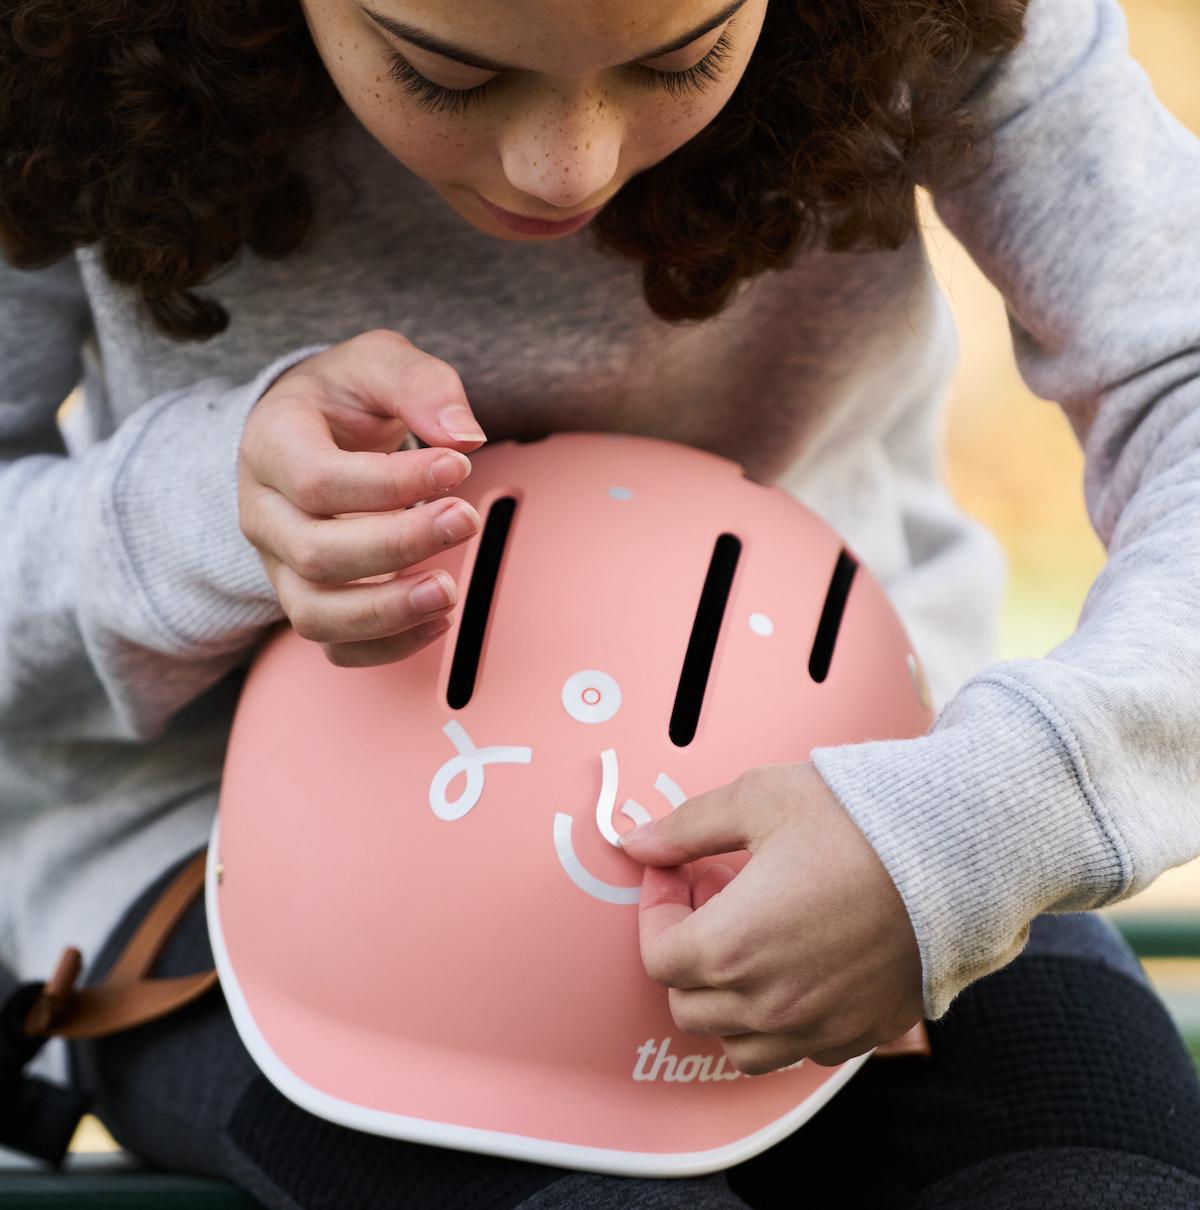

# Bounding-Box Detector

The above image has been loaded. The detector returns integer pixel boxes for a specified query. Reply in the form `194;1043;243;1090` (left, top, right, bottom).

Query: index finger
249;403;464;517
317;329;487;448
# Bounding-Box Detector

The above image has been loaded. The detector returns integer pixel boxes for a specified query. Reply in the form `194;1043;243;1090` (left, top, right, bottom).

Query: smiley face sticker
427;668;687;905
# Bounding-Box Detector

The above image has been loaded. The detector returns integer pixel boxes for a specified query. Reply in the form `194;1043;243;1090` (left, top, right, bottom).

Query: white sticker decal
562;669;622;725
653;773;686;809
429;719;532;822
556;751;689;903
553;812;641;905
749;612;774;636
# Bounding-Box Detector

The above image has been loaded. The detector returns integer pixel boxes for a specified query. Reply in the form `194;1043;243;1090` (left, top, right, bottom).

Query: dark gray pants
71;850;1200;1209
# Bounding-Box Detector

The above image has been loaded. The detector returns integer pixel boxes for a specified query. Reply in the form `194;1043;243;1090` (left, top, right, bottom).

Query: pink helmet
207;431;933;1177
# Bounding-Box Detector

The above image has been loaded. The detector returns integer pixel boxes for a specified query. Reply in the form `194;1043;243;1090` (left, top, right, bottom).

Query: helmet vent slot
446;495;518;710
669;533;742;747
808;549;858;684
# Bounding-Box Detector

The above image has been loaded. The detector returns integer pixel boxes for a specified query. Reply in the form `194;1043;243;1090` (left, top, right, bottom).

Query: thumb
334;329;488;448
272;330;488;455
693;863;737;909
618;779;754;866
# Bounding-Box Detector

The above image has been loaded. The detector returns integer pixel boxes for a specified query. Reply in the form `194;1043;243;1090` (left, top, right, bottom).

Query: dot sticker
608;486;633;500
749;612;774;636
562;670;622;724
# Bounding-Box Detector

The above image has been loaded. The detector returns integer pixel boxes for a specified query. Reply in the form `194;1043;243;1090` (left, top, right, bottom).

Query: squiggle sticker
653;772;686;810
427;720;688;907
553;813;641;906
559;751;688;904
595;751;686;845
428;719;532;822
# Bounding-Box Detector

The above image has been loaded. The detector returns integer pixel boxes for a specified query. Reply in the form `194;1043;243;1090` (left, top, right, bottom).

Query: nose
499;87;620;212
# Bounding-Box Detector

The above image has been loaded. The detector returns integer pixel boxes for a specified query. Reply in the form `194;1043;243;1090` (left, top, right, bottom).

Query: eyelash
385;29;736;117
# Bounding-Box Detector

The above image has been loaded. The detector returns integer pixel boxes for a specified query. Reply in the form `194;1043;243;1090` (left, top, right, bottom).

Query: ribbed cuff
107;344;331;653
809;669;1132;1019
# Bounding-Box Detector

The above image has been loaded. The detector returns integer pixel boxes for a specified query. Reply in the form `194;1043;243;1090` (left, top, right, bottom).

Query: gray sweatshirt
4;0;1199;1086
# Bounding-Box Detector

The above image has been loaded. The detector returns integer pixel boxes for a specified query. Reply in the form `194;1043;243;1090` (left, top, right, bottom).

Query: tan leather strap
18;843;929;1058
22;849;217;1041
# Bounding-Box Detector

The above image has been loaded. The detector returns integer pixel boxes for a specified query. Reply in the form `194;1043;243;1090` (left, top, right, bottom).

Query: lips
476;192;604;236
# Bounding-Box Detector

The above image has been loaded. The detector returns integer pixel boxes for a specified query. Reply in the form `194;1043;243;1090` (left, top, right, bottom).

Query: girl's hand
238;329;487;668
620;761;924;1072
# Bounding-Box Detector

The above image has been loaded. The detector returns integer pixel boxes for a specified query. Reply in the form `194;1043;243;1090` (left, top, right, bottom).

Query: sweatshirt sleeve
0;249;330;743
809;0;1200;1019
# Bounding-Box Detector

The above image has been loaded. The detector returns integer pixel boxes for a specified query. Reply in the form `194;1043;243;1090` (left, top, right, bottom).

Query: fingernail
619;822;652;846
434;502;477;543
430;452;469;490
438;405;486;442
412;574;452;613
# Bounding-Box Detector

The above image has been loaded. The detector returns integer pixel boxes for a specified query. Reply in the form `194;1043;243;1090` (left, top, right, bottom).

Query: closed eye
385;30;736;117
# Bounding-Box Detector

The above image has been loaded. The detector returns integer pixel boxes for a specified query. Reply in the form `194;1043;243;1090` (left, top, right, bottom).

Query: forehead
387;0;722;69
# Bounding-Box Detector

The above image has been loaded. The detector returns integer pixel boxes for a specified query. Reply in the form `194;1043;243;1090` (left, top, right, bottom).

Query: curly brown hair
1;0;1027;342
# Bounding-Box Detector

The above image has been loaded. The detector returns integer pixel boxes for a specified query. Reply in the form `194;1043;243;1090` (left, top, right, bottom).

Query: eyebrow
357;0;750;73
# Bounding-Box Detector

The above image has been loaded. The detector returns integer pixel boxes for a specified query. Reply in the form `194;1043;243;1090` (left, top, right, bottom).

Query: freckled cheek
316;40;389;117
319;51;482;175
408;131;493;179
630;89;736;164
307;19;485;174
363;108;496;182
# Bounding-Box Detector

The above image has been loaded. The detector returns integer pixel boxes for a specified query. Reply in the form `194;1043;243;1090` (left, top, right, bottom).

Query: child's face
299;0;769;239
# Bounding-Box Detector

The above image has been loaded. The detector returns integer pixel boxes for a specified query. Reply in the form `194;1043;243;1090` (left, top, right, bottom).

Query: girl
3;0;1200;1205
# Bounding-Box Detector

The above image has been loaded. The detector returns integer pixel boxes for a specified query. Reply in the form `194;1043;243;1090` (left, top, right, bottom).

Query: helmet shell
208;431;933;1176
